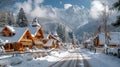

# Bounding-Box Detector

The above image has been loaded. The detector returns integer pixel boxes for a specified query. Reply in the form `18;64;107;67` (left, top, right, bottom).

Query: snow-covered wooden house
93;32;120;47
42;32;61;49
29;20;44;48
0;26;34;52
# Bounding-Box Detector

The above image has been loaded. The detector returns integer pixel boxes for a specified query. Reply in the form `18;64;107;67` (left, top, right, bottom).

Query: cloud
90;0;105;19
15;0;32;13
64;4;72;9
90;0;117;21
14;0;88;29
34;0;44;6
15;0;57;18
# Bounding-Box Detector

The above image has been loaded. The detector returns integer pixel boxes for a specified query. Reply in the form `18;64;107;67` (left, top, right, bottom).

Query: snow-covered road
49;49;84;67
1;48;120;67
80;49;120;67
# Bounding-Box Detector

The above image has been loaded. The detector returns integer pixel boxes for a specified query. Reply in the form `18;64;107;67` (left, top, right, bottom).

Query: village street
49;49;85;67
48;48;120;67
0;47;120;67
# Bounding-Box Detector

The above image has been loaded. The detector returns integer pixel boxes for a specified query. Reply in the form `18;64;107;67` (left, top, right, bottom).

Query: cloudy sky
11;0;116;17
13;0;90;17
0;0;118;28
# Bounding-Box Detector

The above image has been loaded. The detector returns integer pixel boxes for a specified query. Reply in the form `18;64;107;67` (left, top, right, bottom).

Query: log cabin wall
33;28;45;48
1;27;15;37
93;36;100;47
19;30;34;49
4;42;24;52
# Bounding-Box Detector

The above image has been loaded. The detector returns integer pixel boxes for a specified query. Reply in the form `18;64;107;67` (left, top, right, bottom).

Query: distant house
0;26;34;52
42;32;61;49
93;32;120;47
83;38;93;48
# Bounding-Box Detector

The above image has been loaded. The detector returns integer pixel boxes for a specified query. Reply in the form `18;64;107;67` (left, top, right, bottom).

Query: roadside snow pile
50;50;69;57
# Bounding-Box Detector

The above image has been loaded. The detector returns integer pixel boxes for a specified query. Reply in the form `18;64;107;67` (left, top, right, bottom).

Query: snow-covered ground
0;49;70;67
0;48;120;67
80;48;120;67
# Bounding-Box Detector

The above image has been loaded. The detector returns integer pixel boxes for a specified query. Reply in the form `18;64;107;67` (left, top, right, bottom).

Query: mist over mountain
36;5;89;36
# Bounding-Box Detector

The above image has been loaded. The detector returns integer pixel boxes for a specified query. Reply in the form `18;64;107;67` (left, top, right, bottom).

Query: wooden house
93;32;120;48
0;25;15;37
83;38;93;48
0;26;34;52
19;28;34;49
29;19;45;48
43;32;61;48
29;27;44;48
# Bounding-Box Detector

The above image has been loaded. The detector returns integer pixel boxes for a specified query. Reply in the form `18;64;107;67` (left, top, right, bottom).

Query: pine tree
16;8;29;27
56;24;66;42
7;11;15;26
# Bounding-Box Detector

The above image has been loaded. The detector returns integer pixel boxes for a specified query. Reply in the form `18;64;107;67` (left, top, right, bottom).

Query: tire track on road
79;50;91;67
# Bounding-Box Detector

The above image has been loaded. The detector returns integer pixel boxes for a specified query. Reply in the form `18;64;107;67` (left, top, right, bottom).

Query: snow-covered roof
0;27;28;43
32;22;41;27
53;31;58;36
98;32;120;45
85;39;92;43
28;27;38;37
45;39;54;46
109;32;120;45
6;25;15;32
44;34;49;39
32;18;41;27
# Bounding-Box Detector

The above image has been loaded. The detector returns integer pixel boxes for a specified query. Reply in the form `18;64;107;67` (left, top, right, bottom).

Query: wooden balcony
20;39;32;42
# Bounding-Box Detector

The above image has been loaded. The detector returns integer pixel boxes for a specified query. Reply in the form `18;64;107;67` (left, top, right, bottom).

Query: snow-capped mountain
37;5;89;35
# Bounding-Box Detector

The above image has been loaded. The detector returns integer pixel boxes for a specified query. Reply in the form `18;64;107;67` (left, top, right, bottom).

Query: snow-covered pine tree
0;39;5;52
56;24;66;42
16;8;29;27
0;10;8;27
7;11;15;26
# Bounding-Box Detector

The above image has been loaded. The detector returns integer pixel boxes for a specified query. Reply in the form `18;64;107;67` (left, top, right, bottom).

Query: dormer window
9;33;15;36
1;26;15;37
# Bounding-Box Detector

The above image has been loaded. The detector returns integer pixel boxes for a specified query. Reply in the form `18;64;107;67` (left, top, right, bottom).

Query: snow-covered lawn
1;48;120;67
80;48;120;67
0;49;70;67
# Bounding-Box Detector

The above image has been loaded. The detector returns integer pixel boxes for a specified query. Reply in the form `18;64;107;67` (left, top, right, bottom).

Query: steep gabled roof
28;27;38;37
45;39;54;46
5;25;15;32
44;33;49;39
0;27;28;43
